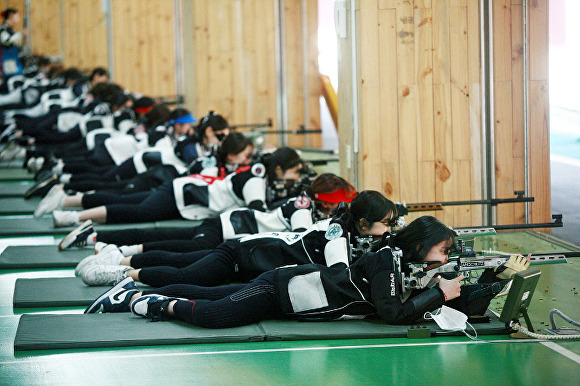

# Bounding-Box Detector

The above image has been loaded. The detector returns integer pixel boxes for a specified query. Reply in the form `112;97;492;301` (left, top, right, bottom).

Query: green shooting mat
0;181;34;197
0;167;32;181
0;197;39;214
14;312;508;351
0;217;195;237
0;245;88;269
13;277;152;308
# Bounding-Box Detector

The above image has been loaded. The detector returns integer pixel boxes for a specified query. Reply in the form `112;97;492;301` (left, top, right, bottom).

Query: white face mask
425;305;478;340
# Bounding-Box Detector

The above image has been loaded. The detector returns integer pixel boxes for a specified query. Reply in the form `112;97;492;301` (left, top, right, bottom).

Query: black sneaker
131;295;178;322
58;220;94;250
34;168;53;182
24;173;58;199
84;277;139;313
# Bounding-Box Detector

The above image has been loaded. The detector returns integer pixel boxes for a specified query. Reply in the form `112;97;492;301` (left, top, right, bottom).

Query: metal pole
173;0;184;103
523;0;530;223
104;0;115;80
480;0;495;226
59;0;65;61
301;0;310;148
274;0;288;145
350;0;359;189
24;0;31;52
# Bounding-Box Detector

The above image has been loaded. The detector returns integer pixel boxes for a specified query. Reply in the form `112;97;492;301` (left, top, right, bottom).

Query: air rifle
230;119;273;130
399;231;579;293
406;191;534;212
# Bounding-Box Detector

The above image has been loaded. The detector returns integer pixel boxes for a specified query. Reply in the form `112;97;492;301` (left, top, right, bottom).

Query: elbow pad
324;238;349;267
247;200;266;212
408;287;445;316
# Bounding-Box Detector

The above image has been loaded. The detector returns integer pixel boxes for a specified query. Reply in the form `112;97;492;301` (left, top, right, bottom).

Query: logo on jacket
294;195;311;209
251;163;266;177
325;223;343;240
390;272;396;296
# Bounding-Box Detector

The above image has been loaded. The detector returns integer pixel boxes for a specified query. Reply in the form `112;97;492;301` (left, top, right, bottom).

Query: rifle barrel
408;196;534;208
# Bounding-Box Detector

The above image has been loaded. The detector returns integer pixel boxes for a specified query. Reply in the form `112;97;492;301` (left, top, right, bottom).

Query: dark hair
61;67;84;84
262;147;302;181
349;190;397;229
144;104;171;129
1;8;18;21
168;107;191;122
307;173;357;201
90;67;109;81
36;56;51;68
195;111;228;138
47;64;65;79
91;83;126;108
216;132;253;164
392;215;456;264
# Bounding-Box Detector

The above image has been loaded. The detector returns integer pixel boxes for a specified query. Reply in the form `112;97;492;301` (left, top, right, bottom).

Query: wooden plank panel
511;5;524;159
378;0;397;9
397;1;419;204
30;0;61;57
467;0;482;225
449;6;470;161
306;0;321;147
528;80;550;224
62;0;107;71
415;8;434;163
512;154;526;223
378;9;399;199
359;0;381;192
432;0;450;86
284;0;302;148
528;0;548;81
193;0;209;115
493;0;512;82
111;0;175;97
433;82;454;226
494;81;515;225
453;159;472;226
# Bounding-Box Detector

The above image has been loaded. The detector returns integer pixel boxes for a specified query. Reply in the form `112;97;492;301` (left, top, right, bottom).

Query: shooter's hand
438;274;464;301
494;254;531;280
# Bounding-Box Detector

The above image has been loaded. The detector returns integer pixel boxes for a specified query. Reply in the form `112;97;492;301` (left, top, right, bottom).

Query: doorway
549;0;580;245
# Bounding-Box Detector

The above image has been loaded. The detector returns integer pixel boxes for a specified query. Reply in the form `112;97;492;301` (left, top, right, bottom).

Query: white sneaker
34;185;66;217
74;244;124;277
52;158;64;175
94;241;108;254
0;142;24;161
52;210;81;228
81;264;132;286
58;220;95;250
27;156;45;174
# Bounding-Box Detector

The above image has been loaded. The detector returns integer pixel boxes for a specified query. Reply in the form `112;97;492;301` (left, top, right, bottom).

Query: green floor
1;233;579;384
0;170;579;384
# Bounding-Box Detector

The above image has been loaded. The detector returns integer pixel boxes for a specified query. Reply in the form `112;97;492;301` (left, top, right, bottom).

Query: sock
86;232;97;245
71;211;80;223
59;173;71;183
172;299;197;324
120;245;139;257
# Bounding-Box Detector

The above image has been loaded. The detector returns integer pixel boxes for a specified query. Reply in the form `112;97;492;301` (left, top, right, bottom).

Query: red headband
135;105;154;115
314;189;356;204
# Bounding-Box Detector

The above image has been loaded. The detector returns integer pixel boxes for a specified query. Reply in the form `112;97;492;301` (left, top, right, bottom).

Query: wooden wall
187;0;321;147
338;0;550;228
25;0;321;148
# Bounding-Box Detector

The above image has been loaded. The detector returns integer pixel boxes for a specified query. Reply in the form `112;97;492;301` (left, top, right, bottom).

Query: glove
494;254;530;280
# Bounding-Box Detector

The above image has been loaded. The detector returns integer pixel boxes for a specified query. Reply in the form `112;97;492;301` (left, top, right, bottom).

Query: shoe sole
81;265;128;286
34;186;64;217
74;245;121;276
84;276;134;314
59;219;93;250
24;175;57;199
